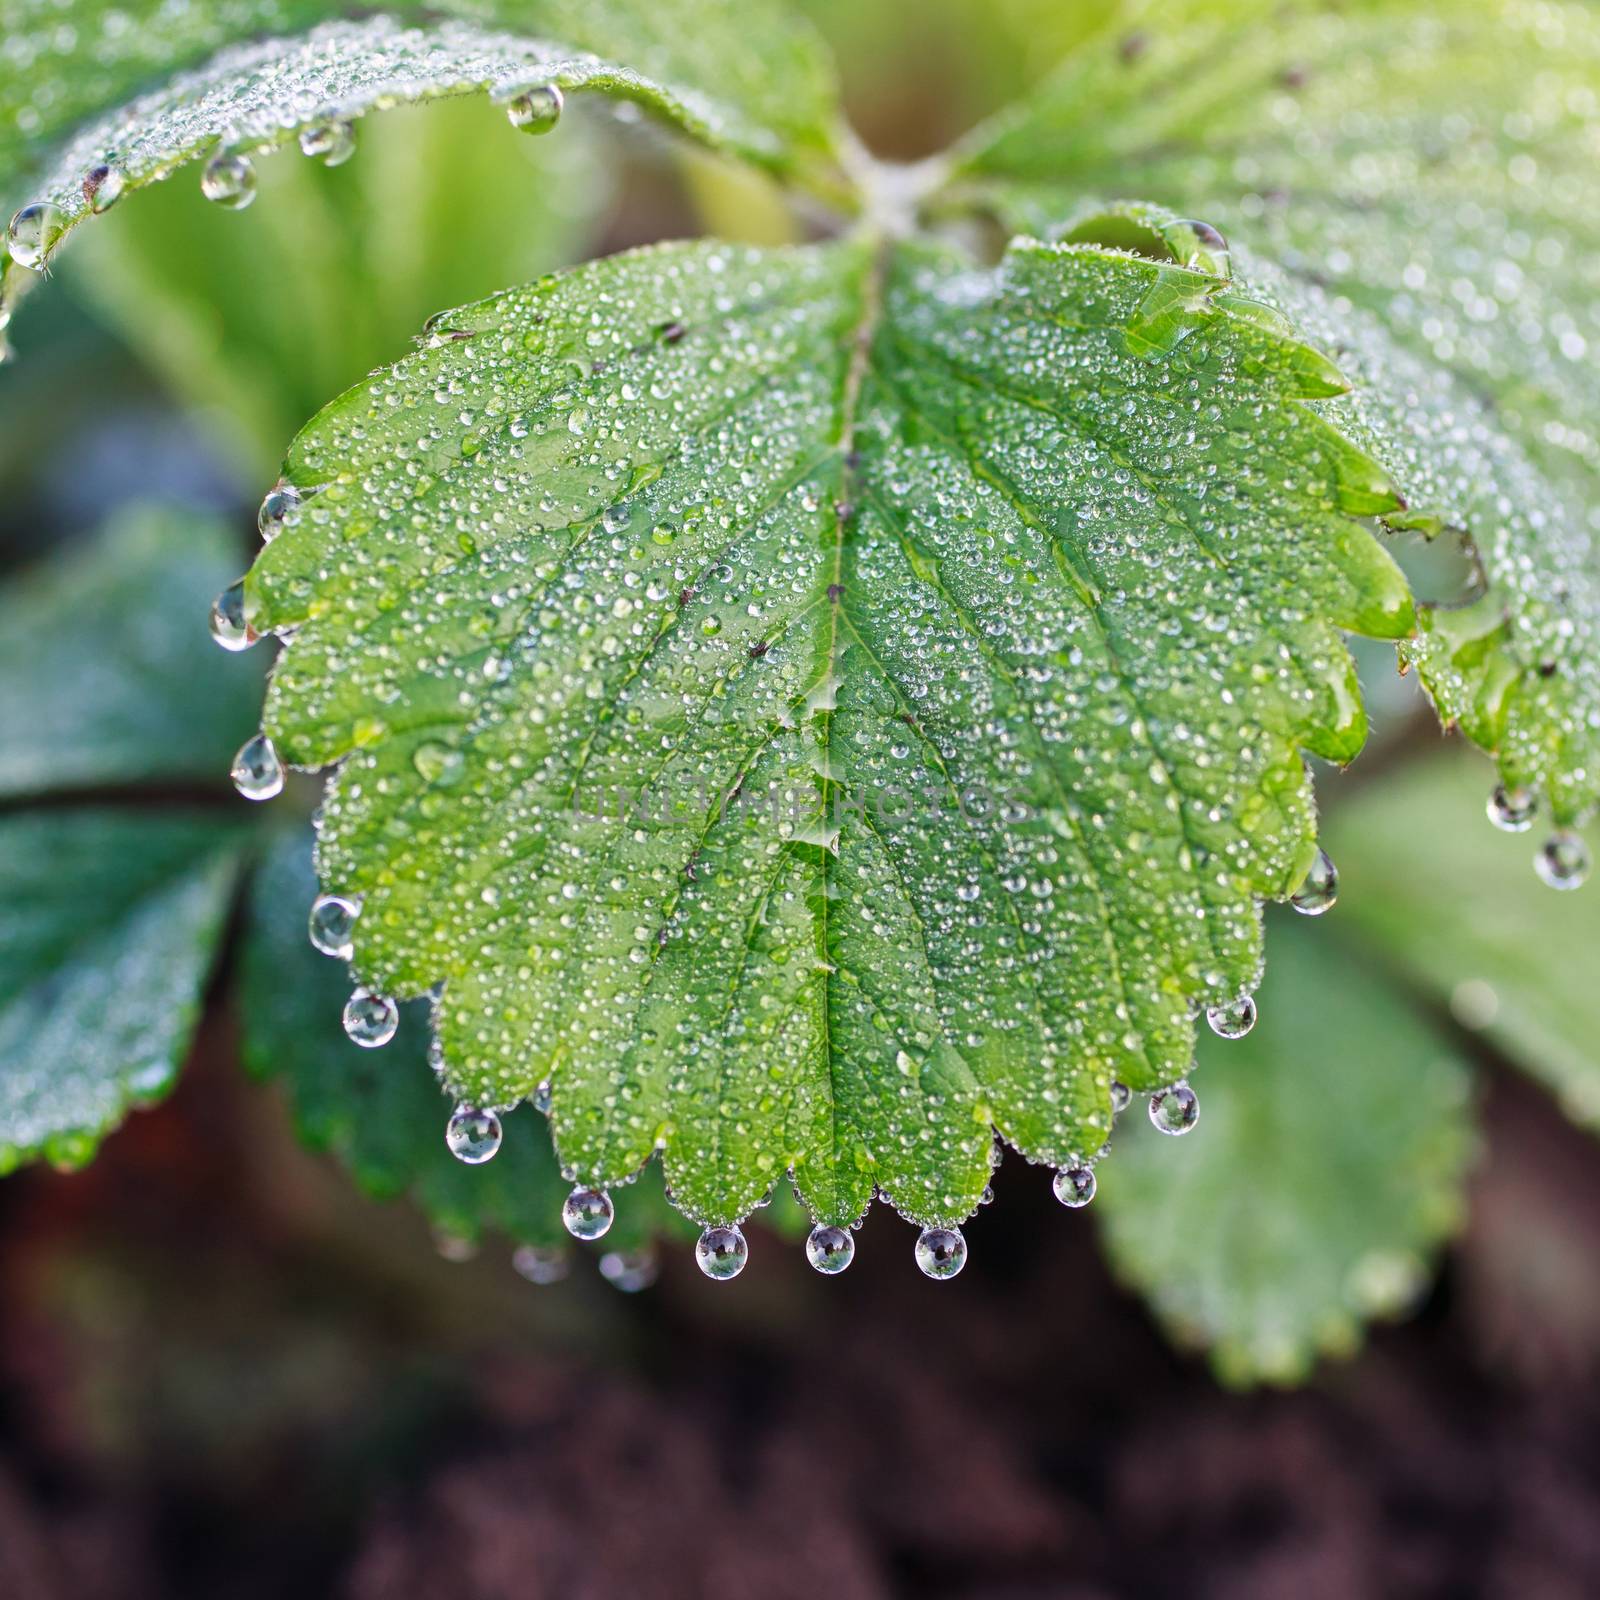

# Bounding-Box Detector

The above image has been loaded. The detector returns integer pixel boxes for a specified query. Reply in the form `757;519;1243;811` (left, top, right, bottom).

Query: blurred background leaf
1097;913;1477;1386
0;809;243;1173
0;509;261;796
1327;751;1600;1135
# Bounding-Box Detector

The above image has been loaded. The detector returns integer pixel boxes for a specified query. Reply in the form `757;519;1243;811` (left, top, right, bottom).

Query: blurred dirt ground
2;1020;1598;1600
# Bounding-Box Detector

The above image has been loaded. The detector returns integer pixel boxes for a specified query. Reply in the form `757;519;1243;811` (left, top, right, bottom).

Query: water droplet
531;1079;553;1114
1149;1082;1200;1136
696;1224;748;1280
1206;995;1257;1039
209;580;257;650
308;893;360;958
512;1243;569;1285
258;482;301;540
446;1105;502;1163
342;988;398;1048
599;1248;658;1292
1051;1166;1096;1208
413;740;465;786
1109;1081;1131;1114
562;1185;614;1240
805;1224;855;1274
507;83;563;134
914;1226;967;1280
1487;783;1537;833
298;119;355;167
7;202;65;270
231;734;283;800
1289;847;1338;915
1534;831;1590;891
83;164;126;213
201;153;257;209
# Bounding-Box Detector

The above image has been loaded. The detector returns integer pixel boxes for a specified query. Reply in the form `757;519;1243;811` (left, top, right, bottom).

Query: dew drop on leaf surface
1534;832;1590;892
915;1227;967;1280
446;1104;502;1164
308;893;360;959
506;83;563;135
209;581;256;651
695;1224;748;1280
562;1185;614;1240
1290;848;1338;915
1051;1165;1096;1208
200;152;257;209
6;202;65;270
1487;784;1537;834
342;988;398;1048
230;734;282;800
1205;995;1257;1040
805;1223;855;1274
1149;1082;1200;1136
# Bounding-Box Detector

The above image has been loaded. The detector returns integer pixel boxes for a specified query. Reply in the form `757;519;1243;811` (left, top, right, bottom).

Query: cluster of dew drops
71;69;1572;1284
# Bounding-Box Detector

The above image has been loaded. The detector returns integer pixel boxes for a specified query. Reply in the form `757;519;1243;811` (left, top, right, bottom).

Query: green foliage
1328;753;1600;1134
0;0;1596;1358
950;0;1600;822
1097;914;1476;1385
246;232;1409;1227
243;829;690;1251
65;95;608;476
0;0;848;329
0;809;242;1172
0;508;263;795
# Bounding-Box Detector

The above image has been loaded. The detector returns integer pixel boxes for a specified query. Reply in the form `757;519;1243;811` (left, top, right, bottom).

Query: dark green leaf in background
1097;913;1476;1385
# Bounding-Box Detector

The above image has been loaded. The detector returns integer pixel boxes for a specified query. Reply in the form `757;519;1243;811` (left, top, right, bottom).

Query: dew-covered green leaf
952;0;1600;824
1097;913;1475;1386
242;234;1413;1231
242;828;688;1252
1326;751;1600;1136
0;0;848;330
0;810;243;1173
0;507;261;799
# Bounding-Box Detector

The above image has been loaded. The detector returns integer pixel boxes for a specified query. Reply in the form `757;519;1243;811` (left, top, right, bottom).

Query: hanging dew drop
531;1079;553;1114
201;153;257;209
914;1226;966;1280
342;988;398;1048
7;203;66;270
209;580;257;651
1206;995;1257;1039
507;83;563;134
82;164;126;213
1051;1166;1096;1208
805;1224;854;1275
1290;847;1338;915
1109;1081;1131;1114
512;1244;569;1285
1487;783;1537;833
298;119;356;166
1534;831;1590;891
598;1248;659;1292
258;482;301;540
1149;1082;1200;1136
695;1224;748;1280
308;893;360;958
230;734;283;800
562;1185;614;1240
446;1105;502;1164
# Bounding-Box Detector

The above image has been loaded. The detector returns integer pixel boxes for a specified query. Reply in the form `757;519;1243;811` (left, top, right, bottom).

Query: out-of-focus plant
2;0;1597;1380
